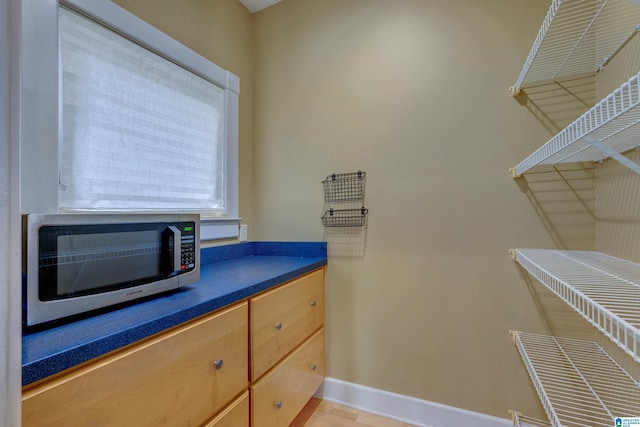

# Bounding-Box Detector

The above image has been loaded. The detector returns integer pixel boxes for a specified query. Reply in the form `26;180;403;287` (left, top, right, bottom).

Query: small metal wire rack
321;171;366;203
321;208;368;228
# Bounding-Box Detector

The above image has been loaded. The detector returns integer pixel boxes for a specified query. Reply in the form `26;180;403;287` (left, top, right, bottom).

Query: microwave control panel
180;223;197;272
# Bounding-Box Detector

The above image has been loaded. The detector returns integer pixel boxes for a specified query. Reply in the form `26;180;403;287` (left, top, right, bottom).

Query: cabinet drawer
203;391;249;427
250;268;324;381
251;328;325;427
22;302;249;427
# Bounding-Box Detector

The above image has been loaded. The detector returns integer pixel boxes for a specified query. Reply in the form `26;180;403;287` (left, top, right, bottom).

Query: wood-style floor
290;398;416;427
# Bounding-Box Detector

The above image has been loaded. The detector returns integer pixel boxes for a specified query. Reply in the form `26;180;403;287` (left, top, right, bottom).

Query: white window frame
2;0;22;424
20;0;240;240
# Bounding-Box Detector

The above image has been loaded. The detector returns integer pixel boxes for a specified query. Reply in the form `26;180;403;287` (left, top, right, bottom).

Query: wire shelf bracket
511;0;640;95
512;248;640;363
511;72;640;177
583;135;640;175
510;331;640;427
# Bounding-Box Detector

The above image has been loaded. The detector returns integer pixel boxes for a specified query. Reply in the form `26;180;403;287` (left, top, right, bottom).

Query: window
59;7;227;213
20;0;239;238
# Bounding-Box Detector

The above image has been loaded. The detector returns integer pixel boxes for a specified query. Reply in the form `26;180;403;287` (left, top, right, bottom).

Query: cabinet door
203;391;249;427
22;302;249;427
250;268;324;381
251;328;325;427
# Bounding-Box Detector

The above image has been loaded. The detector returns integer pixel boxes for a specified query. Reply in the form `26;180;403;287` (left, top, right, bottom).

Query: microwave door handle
167;225;182;276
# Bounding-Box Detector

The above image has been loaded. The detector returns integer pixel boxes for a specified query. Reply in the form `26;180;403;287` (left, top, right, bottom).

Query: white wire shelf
511;71;640;176
512;248;640;363
509;411;552;427
511;331;640;427
513;0;640;95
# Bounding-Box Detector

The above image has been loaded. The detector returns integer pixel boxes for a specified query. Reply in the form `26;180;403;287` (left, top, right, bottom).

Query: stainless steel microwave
23;213;200;326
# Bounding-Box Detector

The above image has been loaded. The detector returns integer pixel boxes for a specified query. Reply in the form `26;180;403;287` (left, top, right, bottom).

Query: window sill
201;217;241;241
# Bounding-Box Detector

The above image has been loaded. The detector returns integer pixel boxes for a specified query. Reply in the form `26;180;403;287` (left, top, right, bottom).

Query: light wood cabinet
22;267;326;427
250;268;326;427
250;268;325;381
22;302;249;427
203;391;249;427
251;328;325;427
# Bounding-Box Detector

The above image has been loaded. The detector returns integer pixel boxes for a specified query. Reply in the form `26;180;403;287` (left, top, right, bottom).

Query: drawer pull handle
310;364;317;371
274;322;283;330
310;300;317;307
213;359;224;370
275;401;283;409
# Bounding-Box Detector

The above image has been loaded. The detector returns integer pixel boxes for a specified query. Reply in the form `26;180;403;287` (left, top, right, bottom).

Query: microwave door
46;227;163;299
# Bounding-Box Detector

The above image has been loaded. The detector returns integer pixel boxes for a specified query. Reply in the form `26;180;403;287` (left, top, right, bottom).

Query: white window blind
59;7;226;213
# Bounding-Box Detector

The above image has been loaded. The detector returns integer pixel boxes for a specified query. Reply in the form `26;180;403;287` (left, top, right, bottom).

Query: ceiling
238;0;282;13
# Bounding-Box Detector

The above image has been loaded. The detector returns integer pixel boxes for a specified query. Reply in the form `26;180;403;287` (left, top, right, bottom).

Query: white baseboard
315;377;512;427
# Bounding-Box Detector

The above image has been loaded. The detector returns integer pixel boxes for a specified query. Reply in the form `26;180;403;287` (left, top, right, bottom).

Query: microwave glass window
52;230;160;296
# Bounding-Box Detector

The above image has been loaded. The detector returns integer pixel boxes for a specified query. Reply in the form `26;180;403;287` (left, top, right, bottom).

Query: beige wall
596;150;640;263
593;151;640;377
107;0;607;420
595;20;640;381
595;34;640;262
592;25;640;383
114;0;255;230
251;0;595;419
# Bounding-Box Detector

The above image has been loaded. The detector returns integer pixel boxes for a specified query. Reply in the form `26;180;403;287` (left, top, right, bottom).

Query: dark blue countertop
22;241;327;386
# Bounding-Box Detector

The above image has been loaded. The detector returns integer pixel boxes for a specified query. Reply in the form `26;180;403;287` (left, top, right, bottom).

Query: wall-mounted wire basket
322;171;366;203
321;207;368;227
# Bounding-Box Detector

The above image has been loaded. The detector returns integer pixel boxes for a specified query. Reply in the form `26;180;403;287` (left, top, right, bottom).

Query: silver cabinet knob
310;364;317;371
274;322;282;330
275;401;283;409
213;359;224;370
310;300;317;307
